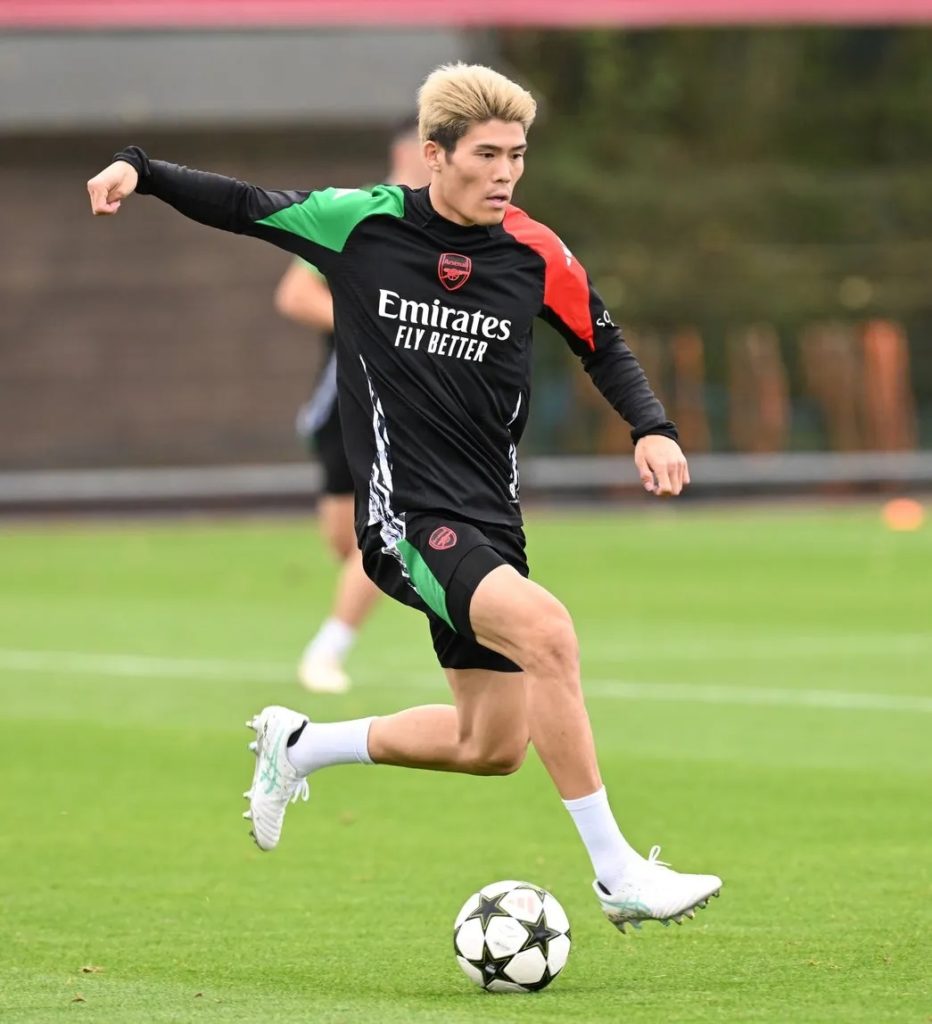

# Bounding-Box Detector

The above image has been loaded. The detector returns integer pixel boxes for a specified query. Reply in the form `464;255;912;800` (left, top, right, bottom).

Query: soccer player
275;120;430;694
87;63;722;931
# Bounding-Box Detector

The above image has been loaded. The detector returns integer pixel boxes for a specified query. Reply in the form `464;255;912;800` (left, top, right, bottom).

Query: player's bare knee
333;535;355;561
322;524;353;561
518;602;578;677
463;734;528;776
474;742;527;776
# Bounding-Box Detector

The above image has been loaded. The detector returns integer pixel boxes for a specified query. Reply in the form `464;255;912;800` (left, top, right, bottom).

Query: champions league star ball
453;880;571;993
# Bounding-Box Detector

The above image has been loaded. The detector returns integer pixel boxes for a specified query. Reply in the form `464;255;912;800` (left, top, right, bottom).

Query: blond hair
417;63;537;150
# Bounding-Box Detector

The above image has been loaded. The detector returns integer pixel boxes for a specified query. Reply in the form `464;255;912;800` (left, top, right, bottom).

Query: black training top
117;146;677;544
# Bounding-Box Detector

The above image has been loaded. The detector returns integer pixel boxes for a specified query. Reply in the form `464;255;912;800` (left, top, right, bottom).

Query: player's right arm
87;157;139;216
86;146;401;277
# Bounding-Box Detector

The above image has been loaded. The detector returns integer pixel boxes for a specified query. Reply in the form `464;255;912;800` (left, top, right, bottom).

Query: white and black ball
453;880;571;993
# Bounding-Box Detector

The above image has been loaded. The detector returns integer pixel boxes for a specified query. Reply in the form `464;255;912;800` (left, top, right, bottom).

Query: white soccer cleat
594;846;722;931
243;705;310;851
297;652;351;694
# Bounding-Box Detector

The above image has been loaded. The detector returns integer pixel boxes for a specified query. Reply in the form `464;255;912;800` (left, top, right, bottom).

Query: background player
274;121;430;693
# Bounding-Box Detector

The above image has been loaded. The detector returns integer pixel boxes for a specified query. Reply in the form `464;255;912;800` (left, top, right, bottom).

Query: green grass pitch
1;504;930;1023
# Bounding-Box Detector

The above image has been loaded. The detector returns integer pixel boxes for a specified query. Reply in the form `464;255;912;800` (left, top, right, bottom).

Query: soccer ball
453;880;571;993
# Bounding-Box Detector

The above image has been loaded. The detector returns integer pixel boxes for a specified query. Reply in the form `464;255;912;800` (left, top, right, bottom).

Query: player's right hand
87;160;139;216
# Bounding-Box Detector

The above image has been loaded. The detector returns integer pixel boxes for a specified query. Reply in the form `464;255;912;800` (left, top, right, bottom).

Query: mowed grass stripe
2;646;931;713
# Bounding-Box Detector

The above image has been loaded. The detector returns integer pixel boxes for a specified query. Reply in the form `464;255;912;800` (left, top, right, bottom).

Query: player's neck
426;183;477;228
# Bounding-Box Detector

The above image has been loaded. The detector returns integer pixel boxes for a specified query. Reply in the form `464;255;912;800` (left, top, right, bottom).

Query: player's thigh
317;494;356;559
468;566;577;669
445;667;528;757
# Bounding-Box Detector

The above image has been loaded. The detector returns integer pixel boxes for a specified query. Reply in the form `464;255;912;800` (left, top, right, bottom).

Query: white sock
305;618;356;663
285;717;375;775
563;787;644;893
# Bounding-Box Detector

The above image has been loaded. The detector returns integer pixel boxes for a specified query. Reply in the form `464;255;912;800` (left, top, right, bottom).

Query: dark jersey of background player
116;147;676;548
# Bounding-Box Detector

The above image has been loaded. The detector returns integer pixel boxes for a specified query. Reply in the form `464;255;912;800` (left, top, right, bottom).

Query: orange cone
881;498;925;532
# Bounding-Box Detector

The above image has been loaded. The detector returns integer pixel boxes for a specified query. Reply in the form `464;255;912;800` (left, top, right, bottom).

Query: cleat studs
243;810;252;820
631;920;642;930
243;790;252;799
617;922;626;934
713;891;721;898
660;919;671;927
685;909;696;919
673;915;683;925
248;741;258;754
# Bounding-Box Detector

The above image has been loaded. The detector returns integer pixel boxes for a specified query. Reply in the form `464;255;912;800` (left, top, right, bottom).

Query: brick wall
0;128;387;469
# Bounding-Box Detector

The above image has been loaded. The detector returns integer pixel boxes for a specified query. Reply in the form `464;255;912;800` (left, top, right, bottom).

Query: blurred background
2;0;931;511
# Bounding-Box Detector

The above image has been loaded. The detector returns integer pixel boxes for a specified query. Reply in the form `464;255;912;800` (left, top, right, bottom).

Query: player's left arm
540;259;688;497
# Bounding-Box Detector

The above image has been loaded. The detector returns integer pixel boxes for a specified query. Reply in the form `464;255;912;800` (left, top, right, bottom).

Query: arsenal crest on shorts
438;253;472;291
429;526;458;550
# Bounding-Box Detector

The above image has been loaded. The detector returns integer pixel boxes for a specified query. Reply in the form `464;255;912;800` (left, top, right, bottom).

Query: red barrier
3;0;932;29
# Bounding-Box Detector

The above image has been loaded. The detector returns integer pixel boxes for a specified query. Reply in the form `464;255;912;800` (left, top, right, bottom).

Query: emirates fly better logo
438;253;472;291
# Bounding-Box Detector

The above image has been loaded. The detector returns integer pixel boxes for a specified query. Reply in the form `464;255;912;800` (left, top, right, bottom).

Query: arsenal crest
428;526;458;550
438;253;472;291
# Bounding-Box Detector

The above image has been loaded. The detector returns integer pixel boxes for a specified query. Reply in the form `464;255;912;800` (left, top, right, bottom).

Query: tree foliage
501;28;932;443
503;28;932;324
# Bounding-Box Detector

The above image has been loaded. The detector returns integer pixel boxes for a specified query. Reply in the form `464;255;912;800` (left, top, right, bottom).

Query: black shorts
361;513;529;672
311;401;354;497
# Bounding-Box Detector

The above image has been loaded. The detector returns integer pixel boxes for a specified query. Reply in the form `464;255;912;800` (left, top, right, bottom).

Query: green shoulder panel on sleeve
258;185;405;253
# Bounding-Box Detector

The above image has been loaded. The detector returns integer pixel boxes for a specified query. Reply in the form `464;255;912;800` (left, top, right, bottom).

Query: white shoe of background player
297;651;351;694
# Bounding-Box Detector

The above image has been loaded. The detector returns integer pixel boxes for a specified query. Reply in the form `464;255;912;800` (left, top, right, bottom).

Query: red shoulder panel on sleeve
503;205;594;350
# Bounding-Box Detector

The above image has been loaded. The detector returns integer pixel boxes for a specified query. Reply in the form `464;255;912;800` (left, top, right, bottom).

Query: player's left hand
634;435;690;496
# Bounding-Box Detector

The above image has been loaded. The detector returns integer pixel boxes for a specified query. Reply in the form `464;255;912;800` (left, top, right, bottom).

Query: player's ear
423;140;444;173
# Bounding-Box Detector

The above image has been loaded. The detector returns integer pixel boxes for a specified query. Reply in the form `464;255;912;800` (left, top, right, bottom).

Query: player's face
426;119;527;227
